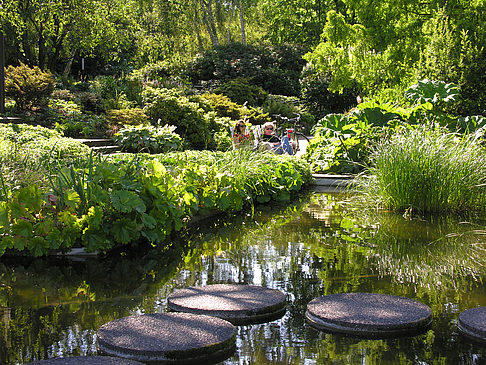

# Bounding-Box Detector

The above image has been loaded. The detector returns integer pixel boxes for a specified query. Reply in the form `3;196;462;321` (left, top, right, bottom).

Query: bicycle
272;113;310;155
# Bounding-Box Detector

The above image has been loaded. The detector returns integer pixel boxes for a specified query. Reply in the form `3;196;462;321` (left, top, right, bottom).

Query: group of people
233;120;295;155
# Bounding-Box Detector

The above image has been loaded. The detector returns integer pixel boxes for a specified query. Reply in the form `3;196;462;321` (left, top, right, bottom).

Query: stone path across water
26;356;144;364
167;284;287;324
97;312;236;364
306;292;432;337
458;307;486;343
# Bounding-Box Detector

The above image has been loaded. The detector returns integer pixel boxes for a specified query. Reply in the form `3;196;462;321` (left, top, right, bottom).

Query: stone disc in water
26;356;144;364
167;284;286;324
306;292;432;337
97;313;236;364
458;307;486;343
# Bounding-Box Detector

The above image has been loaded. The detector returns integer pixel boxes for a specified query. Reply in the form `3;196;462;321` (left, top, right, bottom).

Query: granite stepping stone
26;356;143;364
167;284;287;325
458;307;486;343
97;313;236;364
306;292;432;337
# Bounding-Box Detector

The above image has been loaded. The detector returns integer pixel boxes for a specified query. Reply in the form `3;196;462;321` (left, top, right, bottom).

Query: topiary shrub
4;62;55;111
113;124;183;153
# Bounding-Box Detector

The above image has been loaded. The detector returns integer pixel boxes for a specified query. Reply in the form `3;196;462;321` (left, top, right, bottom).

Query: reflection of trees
2;191;486;364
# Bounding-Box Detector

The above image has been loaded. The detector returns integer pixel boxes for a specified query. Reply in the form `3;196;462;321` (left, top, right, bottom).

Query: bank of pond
0;191;485;364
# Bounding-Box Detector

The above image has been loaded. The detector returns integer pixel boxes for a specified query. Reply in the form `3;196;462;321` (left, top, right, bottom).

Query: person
259;121;294;155
233;120;251;149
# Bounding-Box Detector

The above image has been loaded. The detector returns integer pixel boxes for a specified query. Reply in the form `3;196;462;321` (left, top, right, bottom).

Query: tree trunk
227;5;236;45
63;49;76;78
239;0;246;45
192;3;205;54
200;0;220;46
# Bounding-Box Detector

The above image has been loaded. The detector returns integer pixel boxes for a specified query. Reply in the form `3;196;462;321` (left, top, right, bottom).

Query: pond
0;191;486;364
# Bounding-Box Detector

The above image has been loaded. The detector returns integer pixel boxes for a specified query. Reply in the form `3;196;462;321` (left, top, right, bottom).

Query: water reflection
0;192;485;364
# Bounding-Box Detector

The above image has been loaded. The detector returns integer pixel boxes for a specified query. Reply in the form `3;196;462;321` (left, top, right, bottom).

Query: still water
0;191;486;364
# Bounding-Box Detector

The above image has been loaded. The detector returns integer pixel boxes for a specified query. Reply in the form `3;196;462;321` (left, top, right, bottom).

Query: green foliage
405;80;459;107
200;93;242;119
142;87;217;150
4;62;55;111
187;43;307;96
107;108;148;126
130;61;189;90
299;66;358;120
304;80;482;174
359;125;486;214
54;112;109;138
215;77;269;107
113;125;183;153
0;142;312;257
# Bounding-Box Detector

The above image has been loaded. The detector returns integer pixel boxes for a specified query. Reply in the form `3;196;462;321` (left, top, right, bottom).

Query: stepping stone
458;307;486;343
167;284;287;325
26;356;143;364
306;292;432;337
97;313;236;364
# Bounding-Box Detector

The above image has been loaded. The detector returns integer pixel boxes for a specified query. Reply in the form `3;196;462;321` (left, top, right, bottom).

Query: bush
215;77;268;107
4;62;55;111
113;124;183;153
54;112;109;138
142;87;217;150
187;43;307;96
300;66;358;120
130;60;189;91
200;93;242;119
107;108;148;126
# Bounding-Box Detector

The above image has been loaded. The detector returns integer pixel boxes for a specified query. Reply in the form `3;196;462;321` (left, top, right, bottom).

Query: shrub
215;77;268;107
300;66;358;120
130;60;189;91
187;43;307;96
4;62;55;111
113;124;183;153
360;125;486;214
75;92;104;113
54;113;109;138
142;87;217;150
200;93;242;119
107;108;148;126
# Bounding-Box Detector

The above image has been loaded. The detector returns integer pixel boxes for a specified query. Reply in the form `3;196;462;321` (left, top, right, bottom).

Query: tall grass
357;125;486;214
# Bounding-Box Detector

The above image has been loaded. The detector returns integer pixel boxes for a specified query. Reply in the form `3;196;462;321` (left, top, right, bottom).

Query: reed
357;125;486;214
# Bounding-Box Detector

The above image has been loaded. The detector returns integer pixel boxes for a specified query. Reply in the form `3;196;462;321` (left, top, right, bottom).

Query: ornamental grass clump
362;125;486;214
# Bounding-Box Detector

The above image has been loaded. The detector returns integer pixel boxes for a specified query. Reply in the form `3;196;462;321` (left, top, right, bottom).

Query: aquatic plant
357;124;486;214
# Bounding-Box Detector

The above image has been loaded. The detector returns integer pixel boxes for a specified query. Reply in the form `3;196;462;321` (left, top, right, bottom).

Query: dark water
1;191;486;364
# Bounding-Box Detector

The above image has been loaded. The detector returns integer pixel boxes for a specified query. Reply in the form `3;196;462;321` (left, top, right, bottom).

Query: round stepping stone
458;307;486;343
167;284;287;325
26;356;143;364
306;292;432;337
97;313;236;364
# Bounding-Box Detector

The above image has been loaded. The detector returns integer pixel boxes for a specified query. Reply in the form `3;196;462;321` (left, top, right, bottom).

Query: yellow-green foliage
200;93;242;119
5;62;55;111
107;108;148;126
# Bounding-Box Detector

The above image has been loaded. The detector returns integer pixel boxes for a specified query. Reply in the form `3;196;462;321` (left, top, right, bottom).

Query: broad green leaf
28;237;49;257
16;186;43;212
112;219;138;244
12;219;33;238
0;202;9;229
111;190;146;213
